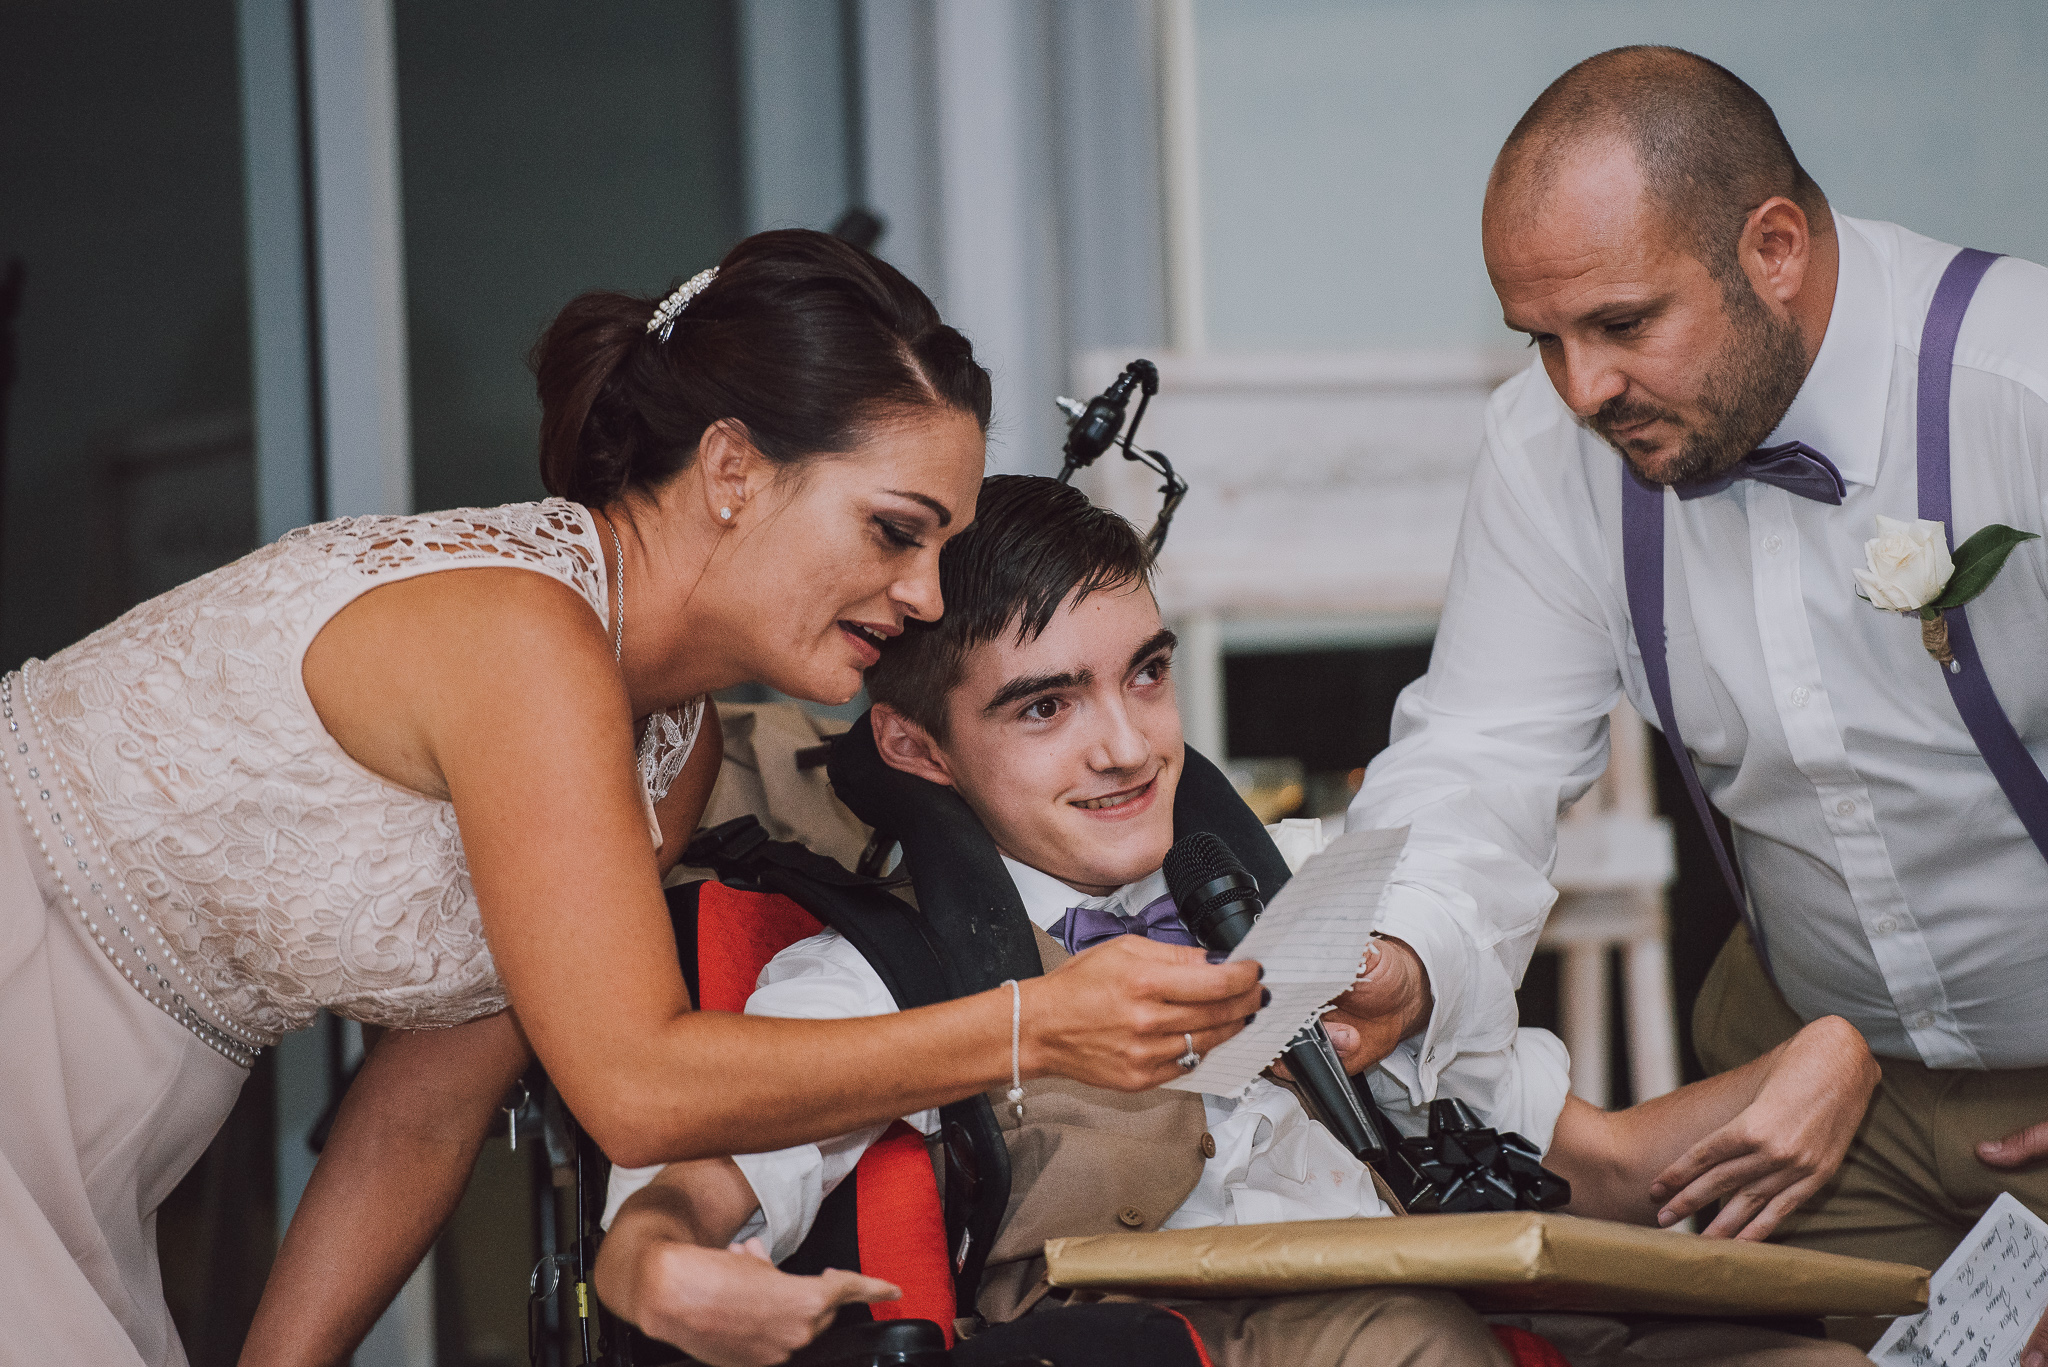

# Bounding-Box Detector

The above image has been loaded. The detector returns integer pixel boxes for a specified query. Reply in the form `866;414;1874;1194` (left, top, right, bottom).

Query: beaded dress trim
16;500;703;1063
2;674;264;1067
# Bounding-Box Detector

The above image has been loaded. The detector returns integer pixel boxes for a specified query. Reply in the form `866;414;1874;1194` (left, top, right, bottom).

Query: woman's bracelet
1003;978;1025;1121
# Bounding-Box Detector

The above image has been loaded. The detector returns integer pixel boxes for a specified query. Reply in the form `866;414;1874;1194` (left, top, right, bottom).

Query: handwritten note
1871;1192;2048;1367
1164;826;1408;1099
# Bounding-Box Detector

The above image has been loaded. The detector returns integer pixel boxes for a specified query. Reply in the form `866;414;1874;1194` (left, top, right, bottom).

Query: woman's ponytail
528;230;991;506
531;292;647;504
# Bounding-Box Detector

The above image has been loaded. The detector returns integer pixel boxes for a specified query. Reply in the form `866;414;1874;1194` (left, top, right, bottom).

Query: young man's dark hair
866;474;1152;738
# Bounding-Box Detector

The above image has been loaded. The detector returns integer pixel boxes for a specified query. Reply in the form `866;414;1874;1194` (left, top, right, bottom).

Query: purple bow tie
1055;893;1197;955
1674;440;1846;505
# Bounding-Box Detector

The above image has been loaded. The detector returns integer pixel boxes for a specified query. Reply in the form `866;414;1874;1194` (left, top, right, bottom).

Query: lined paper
1871;1192;2048;1367
1165;826;1408;1099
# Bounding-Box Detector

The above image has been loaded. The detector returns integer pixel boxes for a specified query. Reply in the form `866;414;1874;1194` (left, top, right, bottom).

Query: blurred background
5;1;2046;1361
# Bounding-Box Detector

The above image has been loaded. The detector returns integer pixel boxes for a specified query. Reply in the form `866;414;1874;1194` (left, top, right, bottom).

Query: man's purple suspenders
1621;454;1769;964
1622;247;2048;969
1914;251;2048;857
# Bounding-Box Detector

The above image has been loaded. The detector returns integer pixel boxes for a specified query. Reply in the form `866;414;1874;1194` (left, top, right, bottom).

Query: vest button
1200;1132;1218;1159
1117;1206;1145;1228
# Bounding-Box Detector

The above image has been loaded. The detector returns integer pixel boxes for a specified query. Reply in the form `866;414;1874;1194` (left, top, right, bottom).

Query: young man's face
875;580;1182;896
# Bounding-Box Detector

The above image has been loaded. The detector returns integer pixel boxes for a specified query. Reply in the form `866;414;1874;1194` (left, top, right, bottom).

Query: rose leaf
1927;524;2040;610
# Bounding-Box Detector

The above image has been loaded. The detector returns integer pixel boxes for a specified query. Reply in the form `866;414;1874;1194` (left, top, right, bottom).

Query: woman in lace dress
0;231;1265;1366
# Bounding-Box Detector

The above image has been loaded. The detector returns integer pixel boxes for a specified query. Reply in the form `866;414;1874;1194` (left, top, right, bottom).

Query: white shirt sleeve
1367;1027;1572;1156
1347;390;1623;1101
598;930;939;1262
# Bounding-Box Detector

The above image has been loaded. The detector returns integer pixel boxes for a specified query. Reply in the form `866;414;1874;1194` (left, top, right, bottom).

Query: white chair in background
1543;699;1680;1107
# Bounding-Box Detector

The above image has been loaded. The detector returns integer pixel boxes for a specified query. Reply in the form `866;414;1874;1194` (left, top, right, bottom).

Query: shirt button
1117;1206;1145;1228
1763;535;1783;553
1200;1132;1218;1159
1873;917;1898;936
1790;686;1811;708
1910;1011;1936;1031
1836;798;1856;817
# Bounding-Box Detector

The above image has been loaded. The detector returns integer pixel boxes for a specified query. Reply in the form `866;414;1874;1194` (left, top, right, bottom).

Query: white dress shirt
603;820;1570;1252
1352;215;2048;1079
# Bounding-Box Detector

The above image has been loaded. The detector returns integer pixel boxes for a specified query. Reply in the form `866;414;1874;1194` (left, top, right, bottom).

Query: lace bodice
17;500;702;1047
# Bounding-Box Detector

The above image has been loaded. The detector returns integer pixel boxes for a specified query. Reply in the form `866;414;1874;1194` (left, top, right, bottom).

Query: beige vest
974;929;1211;1322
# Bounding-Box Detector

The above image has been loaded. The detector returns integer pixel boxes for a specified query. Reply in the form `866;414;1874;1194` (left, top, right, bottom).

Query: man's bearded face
1482;141;1815;487
1585;274;1810;486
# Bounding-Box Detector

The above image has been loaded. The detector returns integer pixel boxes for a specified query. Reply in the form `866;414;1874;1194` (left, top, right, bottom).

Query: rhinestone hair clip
647;267;718;343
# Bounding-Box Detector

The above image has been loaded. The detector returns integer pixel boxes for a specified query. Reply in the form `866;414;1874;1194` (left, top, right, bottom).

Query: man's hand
1976;1122;2048;1367
1276;936;1433;1081
1976;1119;2048;1171
1649;1015;1878;1240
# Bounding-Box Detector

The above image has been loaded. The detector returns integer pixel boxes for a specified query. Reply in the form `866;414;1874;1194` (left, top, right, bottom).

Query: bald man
1336;46;2048;1352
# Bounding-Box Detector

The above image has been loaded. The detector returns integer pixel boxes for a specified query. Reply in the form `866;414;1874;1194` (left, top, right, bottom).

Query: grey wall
1192;0;2048;350
0;0;255;666
739;0;1168;477
738;0;856;236
395;0;745;513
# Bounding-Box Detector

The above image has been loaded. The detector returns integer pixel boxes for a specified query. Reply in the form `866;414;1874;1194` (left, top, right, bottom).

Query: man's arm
1545;1015;1878;1238
1345;389;1628;1098
594;1159;897;1367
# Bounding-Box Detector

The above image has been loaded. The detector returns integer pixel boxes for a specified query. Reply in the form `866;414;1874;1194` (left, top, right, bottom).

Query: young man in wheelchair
595;476;1879;1367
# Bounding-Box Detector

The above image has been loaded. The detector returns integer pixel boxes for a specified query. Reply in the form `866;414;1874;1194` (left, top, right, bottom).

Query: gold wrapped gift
1043;1212;1928;1319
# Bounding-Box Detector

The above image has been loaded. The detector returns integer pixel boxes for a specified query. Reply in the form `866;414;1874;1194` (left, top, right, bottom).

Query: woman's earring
719;507;733;522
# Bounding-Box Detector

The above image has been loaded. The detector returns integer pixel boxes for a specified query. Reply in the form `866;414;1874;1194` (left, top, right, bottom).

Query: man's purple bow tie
1056;894;1196;955
1674;440;1846;505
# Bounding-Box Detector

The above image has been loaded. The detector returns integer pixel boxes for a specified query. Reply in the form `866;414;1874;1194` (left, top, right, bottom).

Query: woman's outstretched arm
305;568;1265;1170
238;1013;531;1367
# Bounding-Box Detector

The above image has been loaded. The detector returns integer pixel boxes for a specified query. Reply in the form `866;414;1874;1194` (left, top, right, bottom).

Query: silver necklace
606;517;625;664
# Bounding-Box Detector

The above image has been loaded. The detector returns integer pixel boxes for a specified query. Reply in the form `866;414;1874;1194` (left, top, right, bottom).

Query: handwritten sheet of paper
1164;826;1408;1099
1871;1192;2048;1367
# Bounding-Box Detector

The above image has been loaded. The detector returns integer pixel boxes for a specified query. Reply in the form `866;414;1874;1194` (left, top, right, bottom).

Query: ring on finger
1178;1032;1201;1071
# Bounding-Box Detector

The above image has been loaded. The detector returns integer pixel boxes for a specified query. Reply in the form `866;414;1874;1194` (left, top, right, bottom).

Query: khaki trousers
1693;924;2048;1273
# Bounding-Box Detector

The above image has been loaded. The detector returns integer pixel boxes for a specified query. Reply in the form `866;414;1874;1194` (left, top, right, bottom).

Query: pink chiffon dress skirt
0;747;245;1366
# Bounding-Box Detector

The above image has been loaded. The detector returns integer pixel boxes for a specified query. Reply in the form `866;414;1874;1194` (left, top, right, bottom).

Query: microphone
1163;833;1415;1182
1056;364;1146;473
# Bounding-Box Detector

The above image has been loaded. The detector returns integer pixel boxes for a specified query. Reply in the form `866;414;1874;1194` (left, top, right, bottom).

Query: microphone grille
1163;831;1248;909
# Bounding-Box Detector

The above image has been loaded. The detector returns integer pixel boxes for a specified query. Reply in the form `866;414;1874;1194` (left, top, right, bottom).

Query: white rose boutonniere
1853;515;2039;668
1854;517;1953;611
